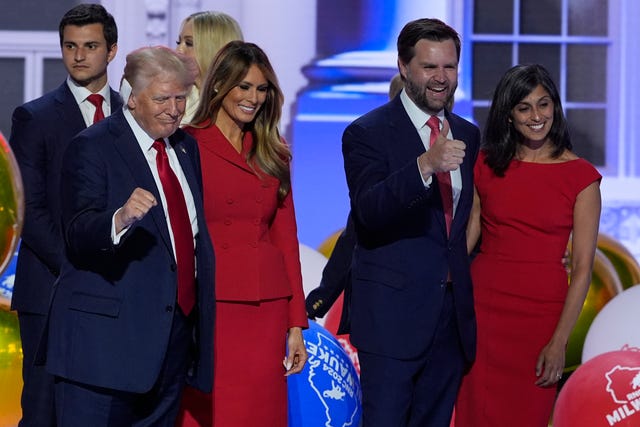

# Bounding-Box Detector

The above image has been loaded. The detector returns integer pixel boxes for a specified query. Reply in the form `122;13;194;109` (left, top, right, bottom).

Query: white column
232;0;317;132
387;0;449;50
102;0;165;88
168;0;201;51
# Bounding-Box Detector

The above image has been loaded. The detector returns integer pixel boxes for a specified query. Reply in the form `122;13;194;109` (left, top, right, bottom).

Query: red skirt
178;298;289;427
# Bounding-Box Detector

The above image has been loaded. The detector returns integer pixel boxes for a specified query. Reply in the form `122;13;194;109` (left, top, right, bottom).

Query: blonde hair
187;11;243;80
389;73;403;99
192;41;291;201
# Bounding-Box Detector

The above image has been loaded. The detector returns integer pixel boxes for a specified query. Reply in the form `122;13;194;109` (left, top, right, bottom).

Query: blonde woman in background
176;11;243;125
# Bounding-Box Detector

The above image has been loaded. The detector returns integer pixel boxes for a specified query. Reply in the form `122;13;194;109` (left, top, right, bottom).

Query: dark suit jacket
305;213;355;335
9;82;122;314
342;95;479;362
44;109;215;393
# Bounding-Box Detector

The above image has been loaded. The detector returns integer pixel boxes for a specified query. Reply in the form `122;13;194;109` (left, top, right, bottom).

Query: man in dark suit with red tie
9;4;120;425
342;18;480;427
43;46;215;426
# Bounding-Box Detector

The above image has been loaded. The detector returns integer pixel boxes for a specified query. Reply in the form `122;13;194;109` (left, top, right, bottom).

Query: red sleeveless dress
455;151;601;427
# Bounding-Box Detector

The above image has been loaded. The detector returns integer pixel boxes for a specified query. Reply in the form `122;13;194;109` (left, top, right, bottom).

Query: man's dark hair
397;18;461;65
58;3;118;48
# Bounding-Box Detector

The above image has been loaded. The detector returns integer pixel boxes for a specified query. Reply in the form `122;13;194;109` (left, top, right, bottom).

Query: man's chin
69;71;107;88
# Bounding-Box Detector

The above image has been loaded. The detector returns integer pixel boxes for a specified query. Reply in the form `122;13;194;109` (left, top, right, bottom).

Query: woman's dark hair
483;64;571;176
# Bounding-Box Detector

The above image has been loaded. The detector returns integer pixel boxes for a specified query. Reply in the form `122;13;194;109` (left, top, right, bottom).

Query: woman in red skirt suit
178;41;308;427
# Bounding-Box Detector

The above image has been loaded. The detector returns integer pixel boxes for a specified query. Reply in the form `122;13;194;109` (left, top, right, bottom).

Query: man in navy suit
9;4;120;425
304;75;407;334
44;46;215;426
342;18;480;427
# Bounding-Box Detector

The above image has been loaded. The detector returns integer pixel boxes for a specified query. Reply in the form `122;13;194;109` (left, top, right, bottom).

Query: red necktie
427;116;453;236
153;139;196;314
86;94;105;124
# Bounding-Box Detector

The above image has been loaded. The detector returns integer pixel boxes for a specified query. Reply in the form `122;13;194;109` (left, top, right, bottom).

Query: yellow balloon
317;228;344;258
0;131;25;425
0;308;21;427
0;131;24;310
564;247;623;372
597;233;640;289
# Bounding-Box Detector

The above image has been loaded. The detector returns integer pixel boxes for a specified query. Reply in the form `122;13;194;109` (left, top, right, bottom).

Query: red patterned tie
427;116;453;236
86;94;105;124
153;139;196;314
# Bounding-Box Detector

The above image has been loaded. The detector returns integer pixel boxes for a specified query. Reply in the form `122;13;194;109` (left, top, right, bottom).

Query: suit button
224;218;232;225
226;198;234;204
222;242;229;249
249;242;257;248
170;264;177;272
166;305;173;312
253;219;260;225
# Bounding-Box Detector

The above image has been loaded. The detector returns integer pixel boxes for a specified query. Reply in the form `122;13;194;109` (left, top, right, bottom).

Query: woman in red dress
455;64;601;426
179;41;308;427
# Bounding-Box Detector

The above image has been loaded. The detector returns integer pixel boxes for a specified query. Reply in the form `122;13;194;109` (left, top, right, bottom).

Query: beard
404;76;455;116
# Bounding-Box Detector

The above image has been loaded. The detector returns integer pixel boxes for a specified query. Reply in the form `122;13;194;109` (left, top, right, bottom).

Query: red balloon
553;350;640;426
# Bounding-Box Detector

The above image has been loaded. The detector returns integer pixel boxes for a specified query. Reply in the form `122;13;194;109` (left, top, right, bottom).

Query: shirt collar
66;76;111;107
123;108;159;153
399;88;445;131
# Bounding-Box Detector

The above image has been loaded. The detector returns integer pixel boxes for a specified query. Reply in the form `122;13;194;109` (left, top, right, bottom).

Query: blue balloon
288;320;362;427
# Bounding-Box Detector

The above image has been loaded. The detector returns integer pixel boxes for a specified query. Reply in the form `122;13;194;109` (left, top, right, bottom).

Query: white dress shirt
400;89;462;216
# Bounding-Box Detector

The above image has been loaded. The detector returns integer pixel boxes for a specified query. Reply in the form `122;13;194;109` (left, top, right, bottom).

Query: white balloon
582;284;640;363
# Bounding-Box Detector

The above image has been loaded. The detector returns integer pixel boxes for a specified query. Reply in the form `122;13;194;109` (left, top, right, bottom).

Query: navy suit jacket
342;95;479;362
9;82;122;314
44;109;215;393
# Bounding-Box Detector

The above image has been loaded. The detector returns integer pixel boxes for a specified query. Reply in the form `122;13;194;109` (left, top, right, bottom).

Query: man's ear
107;43;118;64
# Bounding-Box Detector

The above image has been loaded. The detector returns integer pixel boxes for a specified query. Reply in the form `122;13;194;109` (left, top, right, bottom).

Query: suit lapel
169;133;202;206
54;83;86;135
197;125;255;174
388;97;426;159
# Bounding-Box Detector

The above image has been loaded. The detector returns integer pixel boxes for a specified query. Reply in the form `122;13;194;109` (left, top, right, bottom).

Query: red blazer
186;124;308;328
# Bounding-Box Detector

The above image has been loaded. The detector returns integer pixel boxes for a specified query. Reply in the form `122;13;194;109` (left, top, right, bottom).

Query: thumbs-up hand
418;118;466;177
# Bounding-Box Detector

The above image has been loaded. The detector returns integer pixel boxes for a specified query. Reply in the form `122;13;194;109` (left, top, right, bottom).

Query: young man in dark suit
342;18;480;427
9;4;120;425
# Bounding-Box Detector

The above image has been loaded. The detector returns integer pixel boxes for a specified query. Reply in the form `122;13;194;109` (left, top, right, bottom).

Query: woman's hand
535;338;566;387
283;326;308;376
